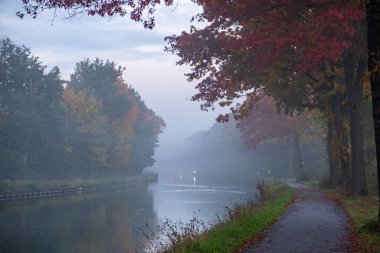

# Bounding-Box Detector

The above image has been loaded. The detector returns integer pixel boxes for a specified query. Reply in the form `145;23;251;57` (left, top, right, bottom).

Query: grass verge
325;191;380;253
159;182;294;253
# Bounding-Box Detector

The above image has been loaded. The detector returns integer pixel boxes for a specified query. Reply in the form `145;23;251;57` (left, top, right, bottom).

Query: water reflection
0;185;157;253
0;177;257;253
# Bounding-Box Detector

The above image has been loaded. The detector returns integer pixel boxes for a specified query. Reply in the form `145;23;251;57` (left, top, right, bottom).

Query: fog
152;118;328;186
0;1;377;253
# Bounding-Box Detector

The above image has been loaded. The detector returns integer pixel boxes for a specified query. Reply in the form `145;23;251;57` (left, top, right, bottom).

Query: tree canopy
0;38;165;179
165;0;365;116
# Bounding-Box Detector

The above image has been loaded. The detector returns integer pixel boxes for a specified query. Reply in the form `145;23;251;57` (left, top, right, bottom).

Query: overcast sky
0;0;226;147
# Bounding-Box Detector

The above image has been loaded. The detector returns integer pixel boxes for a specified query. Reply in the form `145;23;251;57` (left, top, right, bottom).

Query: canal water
0;176;257;253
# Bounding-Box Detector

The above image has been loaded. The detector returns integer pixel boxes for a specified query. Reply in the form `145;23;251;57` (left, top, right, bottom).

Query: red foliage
166;0;365;111
197;0;363;68
237;96;308;149
17;0;174;28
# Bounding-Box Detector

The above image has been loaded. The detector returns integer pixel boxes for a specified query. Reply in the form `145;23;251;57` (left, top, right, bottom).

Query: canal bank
0;173;158;202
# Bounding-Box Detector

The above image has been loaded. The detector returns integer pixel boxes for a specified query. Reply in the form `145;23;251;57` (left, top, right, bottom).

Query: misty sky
0;0;226;146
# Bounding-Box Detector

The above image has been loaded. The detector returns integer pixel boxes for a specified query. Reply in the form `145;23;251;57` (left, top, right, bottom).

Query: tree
166;0;368;195
0;37;64;179
61;86;109;177
67;58;165;176
118;83;166;174
70;58;129;118
17;0;174;29
267;60;353;189
366;0;380;221
237;96;317;177
165;1;364;111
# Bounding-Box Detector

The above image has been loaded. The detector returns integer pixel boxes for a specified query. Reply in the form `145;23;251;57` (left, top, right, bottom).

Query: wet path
242;183;355;253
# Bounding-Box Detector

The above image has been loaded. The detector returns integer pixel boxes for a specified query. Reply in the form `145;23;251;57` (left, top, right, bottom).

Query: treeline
0;37;165;180
160;116;327;184
235;96;376;192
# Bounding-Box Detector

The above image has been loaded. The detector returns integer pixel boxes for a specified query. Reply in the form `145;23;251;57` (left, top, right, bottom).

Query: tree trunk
327;114;340;187
349;101;366;195
287;134;304;179
21;127;31;180
332;94;351;191
366;0;380;221
294;132;303;173
338;117;350;191
344;51;367;195
287;137;294;177
324;64;353;189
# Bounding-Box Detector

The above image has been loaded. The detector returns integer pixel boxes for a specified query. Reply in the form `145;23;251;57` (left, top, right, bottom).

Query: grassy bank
325;191;380;253
0;173;158;193
156;182;294;253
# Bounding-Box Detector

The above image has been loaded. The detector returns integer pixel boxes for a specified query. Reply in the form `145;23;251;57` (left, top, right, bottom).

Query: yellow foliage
62;87;107;134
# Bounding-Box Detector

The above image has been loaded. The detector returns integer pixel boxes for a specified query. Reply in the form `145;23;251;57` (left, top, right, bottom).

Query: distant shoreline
0;173;158;202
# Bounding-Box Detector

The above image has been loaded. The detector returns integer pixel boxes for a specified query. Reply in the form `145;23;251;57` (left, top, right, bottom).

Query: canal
0;176;257;252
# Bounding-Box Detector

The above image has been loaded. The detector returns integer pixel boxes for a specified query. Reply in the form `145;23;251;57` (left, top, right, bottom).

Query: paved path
241;183;355;253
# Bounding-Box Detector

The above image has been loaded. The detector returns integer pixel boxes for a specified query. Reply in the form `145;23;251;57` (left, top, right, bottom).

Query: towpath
241;183;355;253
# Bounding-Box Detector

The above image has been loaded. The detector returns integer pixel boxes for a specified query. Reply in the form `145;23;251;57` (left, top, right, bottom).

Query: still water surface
0;177;257;253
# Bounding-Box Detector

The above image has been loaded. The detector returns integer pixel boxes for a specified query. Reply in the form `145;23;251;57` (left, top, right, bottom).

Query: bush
256;180;269;199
